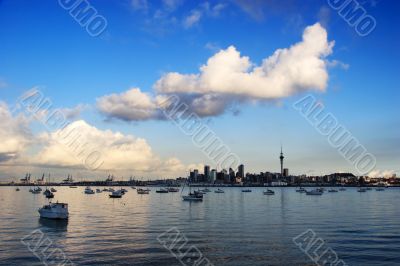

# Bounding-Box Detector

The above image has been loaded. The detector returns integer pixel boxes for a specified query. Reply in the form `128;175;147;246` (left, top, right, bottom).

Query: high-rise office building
204;165;210;180
238;164;244;178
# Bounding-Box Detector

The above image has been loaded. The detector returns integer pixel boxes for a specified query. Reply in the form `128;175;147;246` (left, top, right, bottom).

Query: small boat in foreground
38;202;69;220
263;189;275;195
214;188;224;193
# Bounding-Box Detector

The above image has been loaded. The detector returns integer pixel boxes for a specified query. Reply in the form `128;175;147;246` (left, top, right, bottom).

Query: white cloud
0;102;32;162
368;169;396;178
156;23;334;98
131;0;148;12
183;10;202;28
30;120;188;177
97;88;161;121
0;77;7;89
97;23;335;120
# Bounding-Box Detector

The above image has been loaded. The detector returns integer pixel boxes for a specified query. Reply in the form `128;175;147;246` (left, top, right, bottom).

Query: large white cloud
155;23;333;98
30;120;186;176
0;102;31;162
97;23;335;120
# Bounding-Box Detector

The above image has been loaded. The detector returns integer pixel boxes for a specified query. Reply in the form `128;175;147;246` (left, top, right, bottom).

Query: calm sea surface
0;186;399;266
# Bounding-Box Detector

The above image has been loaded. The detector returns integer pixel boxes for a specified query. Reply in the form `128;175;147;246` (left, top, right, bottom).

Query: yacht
84;187;95;194
120;188;128;194
306;189;323;195
263;189;275;195
96;188;102;193
38;203;69;220
31;187;41;194
137;188;149;194
328;189;338;192
50;188;57;192
182;189;203;201
214;188;225;193
43;189;54;199
156;188;169;193
108;188;115;192
201;188;211;193
109;190;123;198
102;188;109;192
296;187;307;193
168;187;180;192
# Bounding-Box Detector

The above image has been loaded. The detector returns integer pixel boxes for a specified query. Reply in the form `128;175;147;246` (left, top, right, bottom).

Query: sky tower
280;145;284;176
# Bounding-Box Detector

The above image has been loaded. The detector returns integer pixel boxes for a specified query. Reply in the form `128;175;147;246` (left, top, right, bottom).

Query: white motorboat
38;203;69;220
31;187;41;194
201;188;211;193
168;187;180;192
214;188;224;193
109;190;123;198
306;189;323;195
156;188;169;193
84;187;95;194
137;188;149;194
296;187;307;193
263;189;275;195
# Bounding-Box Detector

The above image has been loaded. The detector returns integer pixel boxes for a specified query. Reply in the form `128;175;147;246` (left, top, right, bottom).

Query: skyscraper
204;165;210;181
238;164;244;178
280;145;284;176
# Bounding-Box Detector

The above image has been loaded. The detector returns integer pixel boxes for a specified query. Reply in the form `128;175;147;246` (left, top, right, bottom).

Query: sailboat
182;181;203;201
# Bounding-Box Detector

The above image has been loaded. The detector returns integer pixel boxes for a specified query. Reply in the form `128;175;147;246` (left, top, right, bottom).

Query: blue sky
0;0;399;180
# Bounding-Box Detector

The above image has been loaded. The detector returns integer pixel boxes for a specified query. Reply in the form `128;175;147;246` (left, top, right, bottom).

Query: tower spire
280;144;284;176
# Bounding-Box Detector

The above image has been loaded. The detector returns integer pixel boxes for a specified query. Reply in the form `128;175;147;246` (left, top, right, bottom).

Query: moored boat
167;187;180;192
241;189;252;193
296;187;307;193
109;190;123;198
137;188;149;194
306;189;323;195
84;187;95;194
263;189;275;195
214;188;224;193
38;202;69;220
43;189;54;198
328;189;338;192
156;188;169;193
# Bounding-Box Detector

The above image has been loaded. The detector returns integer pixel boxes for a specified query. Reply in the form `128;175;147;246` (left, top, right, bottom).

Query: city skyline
0;0;399;180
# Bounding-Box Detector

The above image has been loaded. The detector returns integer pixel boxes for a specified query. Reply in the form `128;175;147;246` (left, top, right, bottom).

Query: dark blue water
0;186;399;265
